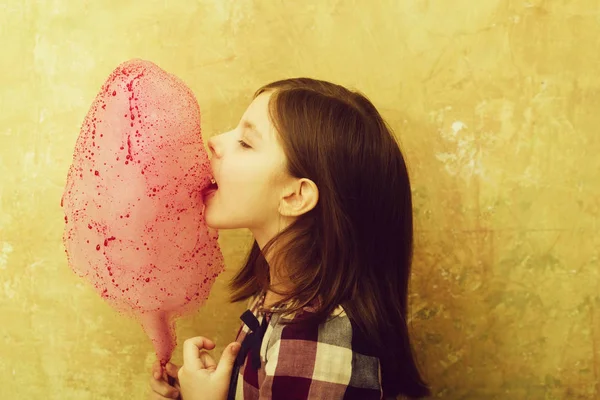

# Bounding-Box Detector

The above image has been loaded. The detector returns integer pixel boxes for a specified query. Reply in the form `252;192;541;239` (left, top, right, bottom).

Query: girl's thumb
231;342;241;356
216;342;242;378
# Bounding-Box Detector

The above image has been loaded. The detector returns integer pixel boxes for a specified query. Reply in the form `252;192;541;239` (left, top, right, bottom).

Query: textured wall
1;1;599;399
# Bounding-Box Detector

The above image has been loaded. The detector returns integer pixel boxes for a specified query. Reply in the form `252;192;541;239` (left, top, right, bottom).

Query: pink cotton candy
61;59;224;365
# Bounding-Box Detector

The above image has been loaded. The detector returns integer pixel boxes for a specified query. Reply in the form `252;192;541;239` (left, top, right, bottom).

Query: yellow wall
1;1;599;398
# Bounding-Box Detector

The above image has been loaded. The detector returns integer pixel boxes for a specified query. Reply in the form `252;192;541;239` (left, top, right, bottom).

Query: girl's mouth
202;178;218;201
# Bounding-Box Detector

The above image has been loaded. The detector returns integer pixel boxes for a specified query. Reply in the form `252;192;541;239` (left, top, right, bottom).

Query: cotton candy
61;59;224;365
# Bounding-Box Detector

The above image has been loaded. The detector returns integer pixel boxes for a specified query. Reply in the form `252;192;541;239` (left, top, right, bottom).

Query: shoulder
262;305;383;399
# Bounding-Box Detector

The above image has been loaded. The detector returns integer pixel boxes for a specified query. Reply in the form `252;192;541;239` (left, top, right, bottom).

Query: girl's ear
278;178;318;217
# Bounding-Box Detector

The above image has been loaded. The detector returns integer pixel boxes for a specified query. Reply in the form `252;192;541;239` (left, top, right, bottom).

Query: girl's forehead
246;92;271;118
244;93;275;141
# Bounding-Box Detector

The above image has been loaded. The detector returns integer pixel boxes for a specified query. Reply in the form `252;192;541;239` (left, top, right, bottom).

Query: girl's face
204;92;294;248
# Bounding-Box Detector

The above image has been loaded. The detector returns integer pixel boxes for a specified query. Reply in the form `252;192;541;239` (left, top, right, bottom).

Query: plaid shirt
226;291;387;399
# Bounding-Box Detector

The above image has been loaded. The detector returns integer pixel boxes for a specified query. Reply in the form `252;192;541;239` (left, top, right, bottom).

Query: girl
149;78;430;400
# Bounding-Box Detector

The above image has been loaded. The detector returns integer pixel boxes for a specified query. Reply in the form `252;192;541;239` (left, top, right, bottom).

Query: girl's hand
177;336;241;400
149;361;181;400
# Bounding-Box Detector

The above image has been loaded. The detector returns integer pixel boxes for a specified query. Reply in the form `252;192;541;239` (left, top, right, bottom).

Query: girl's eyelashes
238;140;251;149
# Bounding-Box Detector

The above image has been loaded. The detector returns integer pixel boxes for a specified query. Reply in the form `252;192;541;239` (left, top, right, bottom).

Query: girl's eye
238;140;251;149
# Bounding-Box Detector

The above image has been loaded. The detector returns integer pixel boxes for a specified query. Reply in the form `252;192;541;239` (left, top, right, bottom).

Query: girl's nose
207;136;219;157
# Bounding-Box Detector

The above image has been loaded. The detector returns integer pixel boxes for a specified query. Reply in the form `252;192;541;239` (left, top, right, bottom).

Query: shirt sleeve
258;313;383;400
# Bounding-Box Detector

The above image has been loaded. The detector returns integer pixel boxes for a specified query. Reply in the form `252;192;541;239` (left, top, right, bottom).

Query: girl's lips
202;178;218;193
201;177;218;201
202;187;218;201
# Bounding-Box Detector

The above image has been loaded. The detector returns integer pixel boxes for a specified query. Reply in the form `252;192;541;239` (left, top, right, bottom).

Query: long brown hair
228;78;430;398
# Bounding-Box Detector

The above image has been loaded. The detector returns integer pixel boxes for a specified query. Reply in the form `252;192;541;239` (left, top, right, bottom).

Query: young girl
148;78;430;400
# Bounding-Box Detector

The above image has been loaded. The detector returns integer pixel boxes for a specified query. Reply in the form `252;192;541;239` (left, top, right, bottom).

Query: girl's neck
264;288;288;308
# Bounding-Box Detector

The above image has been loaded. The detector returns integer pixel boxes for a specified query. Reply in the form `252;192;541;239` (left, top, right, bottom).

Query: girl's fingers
151;360;166;381
182;336;215;370
166;362;180;378
199;351;217;370
149;376;179;399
